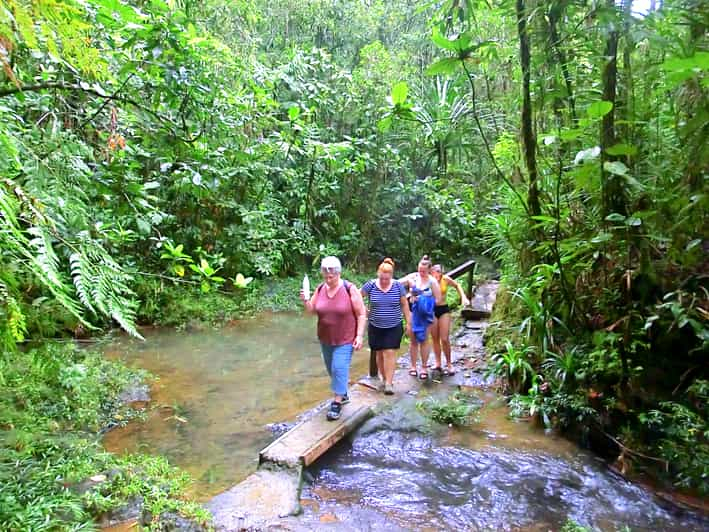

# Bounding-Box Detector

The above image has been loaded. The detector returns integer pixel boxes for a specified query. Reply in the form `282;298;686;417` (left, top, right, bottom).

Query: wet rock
155;511;207;531
70;468;122;496
118;380;151;404
266;422;294;437
207;468;303;531
185;319;207;333
97;496;148;527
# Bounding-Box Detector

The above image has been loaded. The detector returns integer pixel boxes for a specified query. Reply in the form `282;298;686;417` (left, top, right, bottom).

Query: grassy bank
133;271;375;328
0;343;211;530
484;283;709;498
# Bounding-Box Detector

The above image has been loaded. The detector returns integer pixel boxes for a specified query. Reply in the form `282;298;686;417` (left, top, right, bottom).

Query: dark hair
418;254;432;269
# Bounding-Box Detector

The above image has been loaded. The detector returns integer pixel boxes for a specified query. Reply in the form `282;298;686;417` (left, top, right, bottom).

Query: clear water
103;312;370;499
301;394;709;531
102;313;709;530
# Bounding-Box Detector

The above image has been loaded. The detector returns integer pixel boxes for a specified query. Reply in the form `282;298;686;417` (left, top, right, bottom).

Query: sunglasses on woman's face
321;267;340;274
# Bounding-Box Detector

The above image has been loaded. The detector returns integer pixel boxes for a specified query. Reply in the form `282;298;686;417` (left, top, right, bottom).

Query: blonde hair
378;257;395;274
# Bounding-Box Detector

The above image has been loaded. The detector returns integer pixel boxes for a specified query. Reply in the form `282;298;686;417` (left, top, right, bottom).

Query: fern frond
71;243;143;339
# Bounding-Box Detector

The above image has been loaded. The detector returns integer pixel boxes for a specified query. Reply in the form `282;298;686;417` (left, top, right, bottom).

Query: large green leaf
391;81;408;105
426;58;460;76
603;161;629;176
587;100;613;119
605;143;638;156
431;27;460;51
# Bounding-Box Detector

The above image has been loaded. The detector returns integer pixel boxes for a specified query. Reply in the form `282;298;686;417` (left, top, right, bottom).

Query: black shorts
368;323;403;351
434;304;450;318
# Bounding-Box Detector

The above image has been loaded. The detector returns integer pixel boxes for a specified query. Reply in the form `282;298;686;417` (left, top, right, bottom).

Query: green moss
0;344;211;530
483;283;522;355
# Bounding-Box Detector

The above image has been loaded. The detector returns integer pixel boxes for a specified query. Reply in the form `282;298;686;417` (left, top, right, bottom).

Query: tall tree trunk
516;0;541;218
548;1;577;122
600;1;625;218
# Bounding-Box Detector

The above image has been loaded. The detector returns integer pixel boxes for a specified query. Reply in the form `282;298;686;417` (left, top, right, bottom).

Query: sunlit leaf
391;82;408;105
431;27;461;51
603;161;629;175
587;100;613;119
426;58;460;76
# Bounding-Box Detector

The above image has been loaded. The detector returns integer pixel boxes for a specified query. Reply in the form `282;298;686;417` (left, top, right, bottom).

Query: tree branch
0;81;202;143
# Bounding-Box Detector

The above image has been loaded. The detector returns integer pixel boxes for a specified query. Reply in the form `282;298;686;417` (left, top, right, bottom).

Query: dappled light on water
103;312;369;499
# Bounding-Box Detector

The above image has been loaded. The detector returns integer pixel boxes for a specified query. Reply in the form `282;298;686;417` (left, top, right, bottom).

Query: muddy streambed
103;313;709;530
103;312;369;498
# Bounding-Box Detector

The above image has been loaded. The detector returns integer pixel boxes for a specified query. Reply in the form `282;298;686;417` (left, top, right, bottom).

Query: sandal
443;367;456;376
418;371;429;380
408;368;418;377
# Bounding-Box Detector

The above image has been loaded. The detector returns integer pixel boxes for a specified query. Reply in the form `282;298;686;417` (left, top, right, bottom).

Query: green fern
1;179;142;345
70;245;143;340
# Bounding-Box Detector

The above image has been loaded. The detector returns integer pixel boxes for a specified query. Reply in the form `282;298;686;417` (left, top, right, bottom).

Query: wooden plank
446;259;476;279
259;389;378;468
300;405;372;466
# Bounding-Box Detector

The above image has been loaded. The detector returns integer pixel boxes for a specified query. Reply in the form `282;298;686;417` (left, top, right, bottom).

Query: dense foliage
0;0;707;523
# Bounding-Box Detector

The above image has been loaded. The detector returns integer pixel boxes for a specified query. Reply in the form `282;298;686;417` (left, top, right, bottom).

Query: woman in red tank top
301;256;367;421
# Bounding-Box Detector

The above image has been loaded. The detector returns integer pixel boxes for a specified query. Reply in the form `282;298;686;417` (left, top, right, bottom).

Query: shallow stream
103;312;368;498
103;313;709;530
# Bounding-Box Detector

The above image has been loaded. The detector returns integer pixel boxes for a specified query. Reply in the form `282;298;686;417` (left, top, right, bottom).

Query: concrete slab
206;467;302;530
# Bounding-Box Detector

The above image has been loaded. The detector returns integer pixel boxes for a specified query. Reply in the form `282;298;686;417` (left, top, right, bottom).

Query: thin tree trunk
600;1;625;217
548;2;577;122
516;0;541;218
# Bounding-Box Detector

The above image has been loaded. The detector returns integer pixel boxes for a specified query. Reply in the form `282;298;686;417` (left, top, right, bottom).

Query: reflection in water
102;312;369;500
305;395;709;532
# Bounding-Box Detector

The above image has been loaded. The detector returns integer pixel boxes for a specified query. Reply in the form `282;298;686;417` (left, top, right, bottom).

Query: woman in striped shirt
360;258;412;395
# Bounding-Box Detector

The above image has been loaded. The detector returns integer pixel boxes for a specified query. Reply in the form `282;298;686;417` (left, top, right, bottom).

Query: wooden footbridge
207;260;497;530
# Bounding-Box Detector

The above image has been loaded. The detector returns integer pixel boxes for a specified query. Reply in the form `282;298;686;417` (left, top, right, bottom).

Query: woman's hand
299;289;307;303
353;335;364;350
462;296;470;307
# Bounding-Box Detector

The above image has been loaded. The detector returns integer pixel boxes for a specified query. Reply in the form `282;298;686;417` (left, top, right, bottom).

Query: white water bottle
302;274;310;300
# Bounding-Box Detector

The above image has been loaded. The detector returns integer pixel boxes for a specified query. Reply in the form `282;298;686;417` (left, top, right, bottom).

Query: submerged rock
118;380;151;404
154;511;207;531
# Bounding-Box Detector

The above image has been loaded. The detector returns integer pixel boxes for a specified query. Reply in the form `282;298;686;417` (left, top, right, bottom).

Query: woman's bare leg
431;316;442;369
419;336;431;371
382;349;396;385
376;350;384;381
408;330;417;370
439;313;453;370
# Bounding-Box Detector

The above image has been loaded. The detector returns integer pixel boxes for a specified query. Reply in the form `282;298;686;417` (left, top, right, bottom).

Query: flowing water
103;312;369;499
103;313;709;530
297;393;709;531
